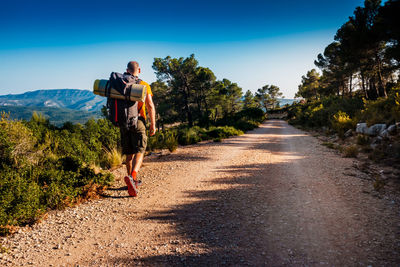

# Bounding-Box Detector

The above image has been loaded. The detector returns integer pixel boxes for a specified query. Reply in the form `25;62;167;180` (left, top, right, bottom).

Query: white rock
344;129;353;138
380;129;389;138
356;123;368;134
366;124;386;136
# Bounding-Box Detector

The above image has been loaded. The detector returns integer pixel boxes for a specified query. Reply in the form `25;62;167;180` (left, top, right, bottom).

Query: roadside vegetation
288;0;400;163
0;112;116;235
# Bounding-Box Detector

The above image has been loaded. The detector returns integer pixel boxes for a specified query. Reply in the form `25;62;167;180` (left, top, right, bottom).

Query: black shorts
120;117;148;155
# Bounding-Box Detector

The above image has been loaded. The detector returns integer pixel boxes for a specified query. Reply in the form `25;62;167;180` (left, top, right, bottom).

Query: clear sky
0;0;365;98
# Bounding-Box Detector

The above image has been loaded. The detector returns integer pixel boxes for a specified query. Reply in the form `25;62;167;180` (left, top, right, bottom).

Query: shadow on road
104;120;399;266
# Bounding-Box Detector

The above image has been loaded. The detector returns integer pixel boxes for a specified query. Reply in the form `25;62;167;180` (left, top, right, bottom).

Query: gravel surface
1;120;399;266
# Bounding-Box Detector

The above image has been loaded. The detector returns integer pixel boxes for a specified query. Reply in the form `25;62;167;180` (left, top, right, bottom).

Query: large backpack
105;72;142;129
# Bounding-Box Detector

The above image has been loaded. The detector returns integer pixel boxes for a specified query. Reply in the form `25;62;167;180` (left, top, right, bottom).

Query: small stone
344;129;353;138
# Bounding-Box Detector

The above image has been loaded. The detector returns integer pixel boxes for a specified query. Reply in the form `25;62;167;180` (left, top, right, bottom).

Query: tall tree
150;80;179;130
152;55;198;126
256;85;283;111
375;0;400;70
219;79;243;117
243;90;258;109
295;69;321;100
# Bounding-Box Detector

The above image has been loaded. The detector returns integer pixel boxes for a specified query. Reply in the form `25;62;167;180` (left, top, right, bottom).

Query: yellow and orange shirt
138;80;152;120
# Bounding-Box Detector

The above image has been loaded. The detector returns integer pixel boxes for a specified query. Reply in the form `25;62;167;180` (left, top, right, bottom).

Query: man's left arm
145;93;156;136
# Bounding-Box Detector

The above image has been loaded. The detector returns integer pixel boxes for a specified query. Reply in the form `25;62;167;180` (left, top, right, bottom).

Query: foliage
243;90;259;109
331;111;357;138
152;54;260;128
103;147;124;169
288;96;363;130
358;90;400;126
164;131;179;152
0;115;115;234
295;69;321;100
255;85;283;111
296;0;400;101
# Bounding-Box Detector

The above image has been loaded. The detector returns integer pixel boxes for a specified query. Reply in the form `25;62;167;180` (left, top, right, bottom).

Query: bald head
127;61;140;76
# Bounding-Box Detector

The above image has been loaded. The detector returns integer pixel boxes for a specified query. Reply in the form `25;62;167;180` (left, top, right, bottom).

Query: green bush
147;129;179;152
216;107;264;131
358;92;400;126
232;119;260;131
288;96;363;130
178;127;201;145
331;111;356;138
164;131;178;152
0;115;115;234
206;126;243;139
0;166;44;228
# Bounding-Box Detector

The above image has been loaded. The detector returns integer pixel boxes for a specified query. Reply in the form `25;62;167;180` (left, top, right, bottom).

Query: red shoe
124;176;138;197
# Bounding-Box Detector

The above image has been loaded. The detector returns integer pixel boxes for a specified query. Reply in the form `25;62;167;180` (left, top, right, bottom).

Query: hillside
0;89;105;112
0;106;101;126
278;98;295;106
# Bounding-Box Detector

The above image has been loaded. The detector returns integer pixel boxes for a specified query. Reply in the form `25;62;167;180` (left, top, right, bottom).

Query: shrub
206;126;243;139
288;96;363;130
343;145;358;158
358;92;400;126
178;128;201;145
0;115;38;167
322;142;335;149
0;116;115;234
147;129;179;152
331;111;356;138
0;167;44;228
232;119;260;131
164;131;178;152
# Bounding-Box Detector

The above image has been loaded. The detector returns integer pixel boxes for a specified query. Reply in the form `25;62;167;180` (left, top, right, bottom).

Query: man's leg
132;152;144;173
131;118;148;178
125;154;134;176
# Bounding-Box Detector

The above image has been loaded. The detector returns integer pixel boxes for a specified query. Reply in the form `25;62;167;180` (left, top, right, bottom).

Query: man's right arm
145;93;156;136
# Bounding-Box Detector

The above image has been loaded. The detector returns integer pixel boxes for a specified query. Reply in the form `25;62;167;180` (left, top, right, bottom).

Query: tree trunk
376;52;387;98
349;75;353;98
182;86;193;127
369;77;379;100
361;73;368;99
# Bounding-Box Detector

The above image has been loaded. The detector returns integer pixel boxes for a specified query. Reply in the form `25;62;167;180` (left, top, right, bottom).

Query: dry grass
322;142;335;149
103;147;123;169
343;145;359;158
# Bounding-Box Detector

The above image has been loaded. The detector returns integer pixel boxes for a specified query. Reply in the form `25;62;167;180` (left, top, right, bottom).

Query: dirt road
1;120;399;266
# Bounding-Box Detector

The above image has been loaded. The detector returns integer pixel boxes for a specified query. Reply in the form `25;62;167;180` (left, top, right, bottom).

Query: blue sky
0;0;365;98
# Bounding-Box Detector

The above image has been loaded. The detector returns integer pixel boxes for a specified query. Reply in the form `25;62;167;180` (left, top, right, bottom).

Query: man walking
122;61;156;197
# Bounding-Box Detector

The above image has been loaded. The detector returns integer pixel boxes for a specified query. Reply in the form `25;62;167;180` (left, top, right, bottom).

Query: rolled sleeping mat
93;79;147;102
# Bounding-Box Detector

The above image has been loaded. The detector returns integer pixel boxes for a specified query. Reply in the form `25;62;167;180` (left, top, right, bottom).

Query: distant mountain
0;89;106;112
0;106;102;127
278;98;296;106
